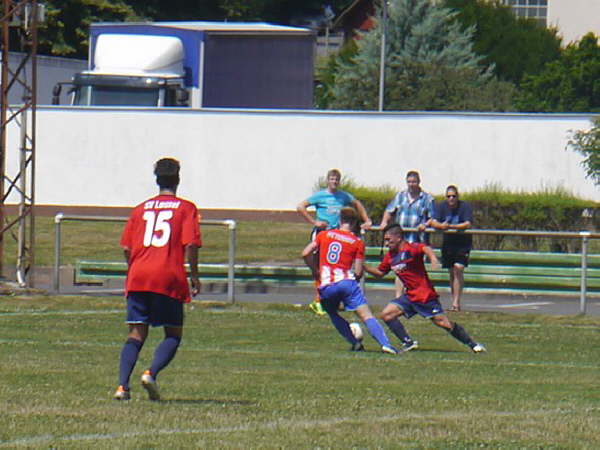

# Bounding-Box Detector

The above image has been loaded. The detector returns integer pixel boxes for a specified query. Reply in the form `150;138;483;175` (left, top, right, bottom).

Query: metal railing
53;213;237;303
365;226;600;314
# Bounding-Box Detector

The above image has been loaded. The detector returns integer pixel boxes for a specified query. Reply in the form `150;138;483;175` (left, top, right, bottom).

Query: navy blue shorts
319;279;368;312
126;291;184;327
391;294;444;319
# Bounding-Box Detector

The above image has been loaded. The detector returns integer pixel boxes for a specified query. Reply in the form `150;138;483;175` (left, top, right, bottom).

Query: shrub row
333;180;599;252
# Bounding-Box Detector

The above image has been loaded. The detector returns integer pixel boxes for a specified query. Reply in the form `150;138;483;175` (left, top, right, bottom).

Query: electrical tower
0;0;39;287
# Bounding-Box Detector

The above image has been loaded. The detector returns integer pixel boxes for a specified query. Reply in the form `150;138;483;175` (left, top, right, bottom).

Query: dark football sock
384;318;413;344
149;336;182;377
448;323;475;347
119;338;143;390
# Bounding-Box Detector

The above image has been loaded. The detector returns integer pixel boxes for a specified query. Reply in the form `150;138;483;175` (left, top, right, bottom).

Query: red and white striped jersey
315;229;365;287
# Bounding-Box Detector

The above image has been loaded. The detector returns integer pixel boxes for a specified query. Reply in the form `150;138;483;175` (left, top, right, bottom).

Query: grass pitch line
0;408;571;447
0;309;122;317
495;302;554;309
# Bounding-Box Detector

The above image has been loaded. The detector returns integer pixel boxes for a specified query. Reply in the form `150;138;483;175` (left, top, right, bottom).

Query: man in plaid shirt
379;170;436;297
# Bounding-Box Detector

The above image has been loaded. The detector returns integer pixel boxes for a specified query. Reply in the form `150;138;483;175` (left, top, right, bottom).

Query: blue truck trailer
54;21;315;109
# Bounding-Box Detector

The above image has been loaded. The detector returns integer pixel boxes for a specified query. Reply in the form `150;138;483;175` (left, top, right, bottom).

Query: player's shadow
160;398;253;406
411;348;467;354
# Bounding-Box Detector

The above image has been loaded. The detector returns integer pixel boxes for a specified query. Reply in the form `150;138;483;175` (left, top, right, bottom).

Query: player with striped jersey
302;207;398;354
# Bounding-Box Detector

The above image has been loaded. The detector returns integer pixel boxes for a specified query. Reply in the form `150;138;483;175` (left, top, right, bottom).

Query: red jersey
316;229;364;287
378;242;438;303
121;194;202;303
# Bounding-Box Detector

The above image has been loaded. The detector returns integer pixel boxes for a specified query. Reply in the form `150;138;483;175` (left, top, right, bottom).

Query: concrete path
52;277;600;317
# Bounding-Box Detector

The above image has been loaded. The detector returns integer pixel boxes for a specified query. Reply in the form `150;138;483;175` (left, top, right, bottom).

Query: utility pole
377;0;388;112
0;0;40;287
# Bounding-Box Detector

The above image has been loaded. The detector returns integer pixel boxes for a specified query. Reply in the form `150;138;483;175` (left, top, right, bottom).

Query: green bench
365;248;600;295
74;248;600;296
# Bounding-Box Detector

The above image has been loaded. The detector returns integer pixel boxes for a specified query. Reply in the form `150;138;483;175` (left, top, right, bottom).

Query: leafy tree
33;0;351;58
516;33;600;112
329;0;515;111
567;118;600;186
126;0;351;24
315;40;358;109
443;0;562;85
385;62;516;111
38;0;140;58
127;1;224;21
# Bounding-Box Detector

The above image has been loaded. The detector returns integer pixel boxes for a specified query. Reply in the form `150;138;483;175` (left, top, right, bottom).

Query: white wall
6;107;599;211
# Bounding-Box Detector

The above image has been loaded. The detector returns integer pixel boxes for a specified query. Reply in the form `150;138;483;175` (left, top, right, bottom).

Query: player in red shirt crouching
114;158;202;401
365;224;486;353
302;207;398;354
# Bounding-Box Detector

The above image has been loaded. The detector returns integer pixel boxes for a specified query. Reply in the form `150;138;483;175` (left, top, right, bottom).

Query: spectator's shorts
441;246;470;269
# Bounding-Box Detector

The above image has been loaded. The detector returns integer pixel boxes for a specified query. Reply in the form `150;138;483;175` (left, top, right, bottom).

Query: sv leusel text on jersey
144;200;181;210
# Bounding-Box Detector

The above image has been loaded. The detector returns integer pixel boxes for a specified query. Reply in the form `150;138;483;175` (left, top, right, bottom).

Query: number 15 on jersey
143;210;173;247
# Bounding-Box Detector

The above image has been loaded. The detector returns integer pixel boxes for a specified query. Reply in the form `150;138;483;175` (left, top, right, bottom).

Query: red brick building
333;0;378;41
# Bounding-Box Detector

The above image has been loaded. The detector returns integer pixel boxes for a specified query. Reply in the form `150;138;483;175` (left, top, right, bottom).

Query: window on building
502;0;547;26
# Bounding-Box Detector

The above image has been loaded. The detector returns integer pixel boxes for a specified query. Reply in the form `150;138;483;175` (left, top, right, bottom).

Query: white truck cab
59;34;189;107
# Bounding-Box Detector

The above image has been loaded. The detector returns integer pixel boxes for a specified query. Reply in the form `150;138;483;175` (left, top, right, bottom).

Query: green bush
333;179;599;252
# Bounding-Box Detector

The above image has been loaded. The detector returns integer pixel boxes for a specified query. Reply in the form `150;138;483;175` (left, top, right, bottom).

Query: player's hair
383;223;403;237
154;158;180;189
327;168;341;179
406;170;420;182
339;207;358;227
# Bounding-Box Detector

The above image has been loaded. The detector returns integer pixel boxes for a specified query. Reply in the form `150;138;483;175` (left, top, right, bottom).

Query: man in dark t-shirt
431;185;472;312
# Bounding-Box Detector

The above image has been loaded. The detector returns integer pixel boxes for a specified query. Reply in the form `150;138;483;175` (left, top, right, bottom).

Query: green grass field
1;296;599;448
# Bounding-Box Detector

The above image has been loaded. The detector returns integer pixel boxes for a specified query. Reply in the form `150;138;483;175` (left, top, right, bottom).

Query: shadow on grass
407;348;466;354
160;398;254;406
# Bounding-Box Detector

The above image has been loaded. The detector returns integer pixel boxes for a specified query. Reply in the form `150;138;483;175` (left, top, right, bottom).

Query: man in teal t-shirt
297;169;372;315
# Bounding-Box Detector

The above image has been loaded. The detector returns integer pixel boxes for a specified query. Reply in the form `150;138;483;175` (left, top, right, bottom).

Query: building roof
93;21;313;35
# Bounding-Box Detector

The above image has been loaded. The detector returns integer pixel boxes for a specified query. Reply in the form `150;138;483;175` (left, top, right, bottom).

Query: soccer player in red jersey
302;207;398;354
114;158;202;401
365;224;486;353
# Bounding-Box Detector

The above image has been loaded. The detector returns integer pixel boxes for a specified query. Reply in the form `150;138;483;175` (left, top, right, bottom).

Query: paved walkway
32;266;600;316
58;280;600;317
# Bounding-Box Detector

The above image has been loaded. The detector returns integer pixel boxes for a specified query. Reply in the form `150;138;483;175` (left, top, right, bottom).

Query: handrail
363;226;600;314
367;225;600;238
53;213;237;303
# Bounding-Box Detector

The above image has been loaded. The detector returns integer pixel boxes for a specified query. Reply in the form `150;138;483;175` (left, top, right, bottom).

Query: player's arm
301;241;319;280
423;245;440;271
186;244;201;296
363;263;386;278
354;257;364;280
123;247;131;265
352;199;372;230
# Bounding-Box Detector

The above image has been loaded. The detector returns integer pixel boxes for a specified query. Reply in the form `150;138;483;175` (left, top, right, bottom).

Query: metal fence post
226;219;236;304
580;231;590;314
53;213;63;293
